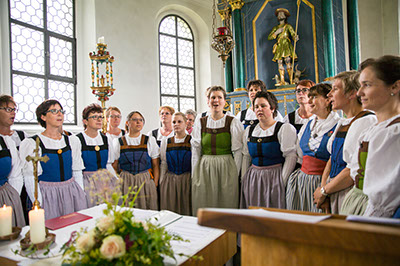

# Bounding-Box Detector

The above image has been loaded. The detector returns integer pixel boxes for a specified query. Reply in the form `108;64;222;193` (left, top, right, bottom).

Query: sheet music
203;208;331;224
346;215;400;226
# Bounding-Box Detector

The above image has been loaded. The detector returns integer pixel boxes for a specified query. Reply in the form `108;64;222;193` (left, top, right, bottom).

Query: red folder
45;212;92;230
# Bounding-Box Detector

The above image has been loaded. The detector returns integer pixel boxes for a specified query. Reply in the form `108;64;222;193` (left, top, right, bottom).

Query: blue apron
166;135;191;175
118;135;152;175
31;135;73;182
247;122;285;166
240;109;259;129
77;133;108;171
0;136;12;186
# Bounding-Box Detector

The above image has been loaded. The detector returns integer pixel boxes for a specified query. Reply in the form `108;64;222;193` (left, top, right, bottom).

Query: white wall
358;0;400;61
0;0;224;134
79;0;224;133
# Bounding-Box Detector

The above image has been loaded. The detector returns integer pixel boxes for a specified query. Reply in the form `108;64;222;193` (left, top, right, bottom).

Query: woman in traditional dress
148;106;175;147
286;83;340;213
112;111;159;210
71;103;119;207
283;80;315;133
106;106;126;141
236;80;284;128
20;100;87;220
241;91;297;209
343;55;400;217
313;71;376;214
191;86;244;216
0;96;25;227
160;112;191;215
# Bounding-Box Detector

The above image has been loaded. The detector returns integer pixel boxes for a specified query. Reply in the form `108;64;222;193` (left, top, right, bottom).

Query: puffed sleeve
20;138;43;205
112;138;121;161
191;117;202;171
106;135;118;178
5;137;23;194
70;135;84;190
159;138;168;184
148;135;160;159
230;117;244;175
283;114;289;124
241;126;251;179
278;123;298;185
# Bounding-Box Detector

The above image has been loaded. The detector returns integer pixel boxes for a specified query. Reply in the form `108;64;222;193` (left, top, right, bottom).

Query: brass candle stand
89;40;116;133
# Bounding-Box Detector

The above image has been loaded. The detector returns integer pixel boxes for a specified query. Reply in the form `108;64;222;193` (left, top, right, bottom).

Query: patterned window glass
159;15;196;112
9;0;76;124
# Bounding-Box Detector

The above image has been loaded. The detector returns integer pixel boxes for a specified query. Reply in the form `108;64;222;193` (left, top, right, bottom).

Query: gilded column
229;0;246;90
219;8;234;93
322;0;336;78
347;0;360;70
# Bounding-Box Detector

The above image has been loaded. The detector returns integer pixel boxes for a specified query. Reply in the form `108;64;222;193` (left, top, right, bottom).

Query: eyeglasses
0;107;18;113
129;118;144;123
109;115;121;119
295;88;310;94
46;109;65;115
88;115;104;120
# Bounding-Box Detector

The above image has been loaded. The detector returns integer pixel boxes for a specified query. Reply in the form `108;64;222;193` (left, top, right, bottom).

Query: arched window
9;0;76;124
158;15;196;112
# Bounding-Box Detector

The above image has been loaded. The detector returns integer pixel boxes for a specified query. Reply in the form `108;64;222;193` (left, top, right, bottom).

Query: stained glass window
159;15;196;112
9;0;76;124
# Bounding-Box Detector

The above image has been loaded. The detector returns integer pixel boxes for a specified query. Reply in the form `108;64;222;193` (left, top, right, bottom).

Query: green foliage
61;184;192;265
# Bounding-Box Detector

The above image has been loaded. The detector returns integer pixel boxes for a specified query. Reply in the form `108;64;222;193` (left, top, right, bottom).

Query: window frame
8;0;77;125
158;14;196;112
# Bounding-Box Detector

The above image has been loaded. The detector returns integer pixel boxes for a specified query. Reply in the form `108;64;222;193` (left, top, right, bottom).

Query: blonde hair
106;106;121;117
206;86;227;99
158;106;175;115
173;112;187;122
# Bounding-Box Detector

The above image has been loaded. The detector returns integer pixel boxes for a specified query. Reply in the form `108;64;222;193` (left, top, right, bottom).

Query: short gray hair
185;109;197;117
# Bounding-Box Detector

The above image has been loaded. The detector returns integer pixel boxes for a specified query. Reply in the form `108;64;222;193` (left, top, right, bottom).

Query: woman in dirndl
286;83;340;213
112;111;159;210
343;55;400;217
240;91;297;209
191;86;244;216
20;99;87;220
313;71;376;214
160;112;192;215
71;104;119;207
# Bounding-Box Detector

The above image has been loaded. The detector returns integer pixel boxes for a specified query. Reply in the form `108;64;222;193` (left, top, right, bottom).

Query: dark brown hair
82;103;103;129
359;55;400;86
0;95;16;108
309;83;333;111
246;80;267;92
206;86;227;99
252;91;279;118
125;111;145;131
36;99;63;128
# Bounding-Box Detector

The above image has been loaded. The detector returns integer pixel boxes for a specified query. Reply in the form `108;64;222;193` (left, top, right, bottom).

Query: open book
149;210;182;227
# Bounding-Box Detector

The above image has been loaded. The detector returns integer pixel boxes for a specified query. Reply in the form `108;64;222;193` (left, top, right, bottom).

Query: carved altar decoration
89;37;115;133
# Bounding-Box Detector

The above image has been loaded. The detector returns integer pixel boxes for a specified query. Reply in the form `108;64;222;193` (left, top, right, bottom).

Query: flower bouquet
61;183;193;265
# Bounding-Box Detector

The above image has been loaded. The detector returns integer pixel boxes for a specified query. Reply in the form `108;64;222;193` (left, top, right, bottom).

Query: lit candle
29;206;46;244
0;204;12;237
98;36;105;44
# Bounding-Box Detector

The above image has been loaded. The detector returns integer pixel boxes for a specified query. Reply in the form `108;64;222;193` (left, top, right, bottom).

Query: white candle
29;206;46;244
98;36;105;44
0;204;12;237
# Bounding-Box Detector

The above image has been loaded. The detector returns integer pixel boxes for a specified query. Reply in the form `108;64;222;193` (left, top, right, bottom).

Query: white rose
100;235;126;260
76;232;95;252
97;216;115;232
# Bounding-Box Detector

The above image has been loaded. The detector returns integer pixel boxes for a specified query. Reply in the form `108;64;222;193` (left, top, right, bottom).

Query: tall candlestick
29;206;46;244
0;204;12;237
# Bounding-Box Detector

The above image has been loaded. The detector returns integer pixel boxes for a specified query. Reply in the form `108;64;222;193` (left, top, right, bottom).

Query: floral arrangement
61;183;193;265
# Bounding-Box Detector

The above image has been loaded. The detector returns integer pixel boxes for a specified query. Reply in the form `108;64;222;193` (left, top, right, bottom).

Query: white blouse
235;108;285;125
0;135;23;193
296;111;340;163
106;129;125;142
241;122;297;184
112;133;160;161
283;108;316;126
327;113;377;166
70;132;118;177
146;128;174;145
191;114;244;174
347;114;400;217
19;133;85;205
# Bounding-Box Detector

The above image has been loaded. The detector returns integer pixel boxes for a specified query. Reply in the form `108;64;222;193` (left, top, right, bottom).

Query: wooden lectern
197;208;400;266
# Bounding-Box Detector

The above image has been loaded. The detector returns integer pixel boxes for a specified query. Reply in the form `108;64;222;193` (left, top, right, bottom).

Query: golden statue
268;8;299;86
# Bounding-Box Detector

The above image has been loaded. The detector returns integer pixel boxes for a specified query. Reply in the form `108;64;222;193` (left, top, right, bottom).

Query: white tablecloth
0;204;225;265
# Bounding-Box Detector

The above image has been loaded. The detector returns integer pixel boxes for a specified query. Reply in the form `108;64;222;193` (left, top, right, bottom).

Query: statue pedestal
226;89;249;116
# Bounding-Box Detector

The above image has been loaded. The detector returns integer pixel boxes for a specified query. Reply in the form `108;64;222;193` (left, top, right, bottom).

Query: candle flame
2;204;6;209
34;206;38;211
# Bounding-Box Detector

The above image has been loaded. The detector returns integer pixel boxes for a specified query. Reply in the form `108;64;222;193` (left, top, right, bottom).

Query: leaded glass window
9;0;76;124
159;15;196;112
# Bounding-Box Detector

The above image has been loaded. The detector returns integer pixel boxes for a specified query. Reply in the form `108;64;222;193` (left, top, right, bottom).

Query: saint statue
268;8;299;85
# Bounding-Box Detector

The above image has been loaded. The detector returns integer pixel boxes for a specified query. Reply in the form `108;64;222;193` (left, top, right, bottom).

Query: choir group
1;55;399;228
